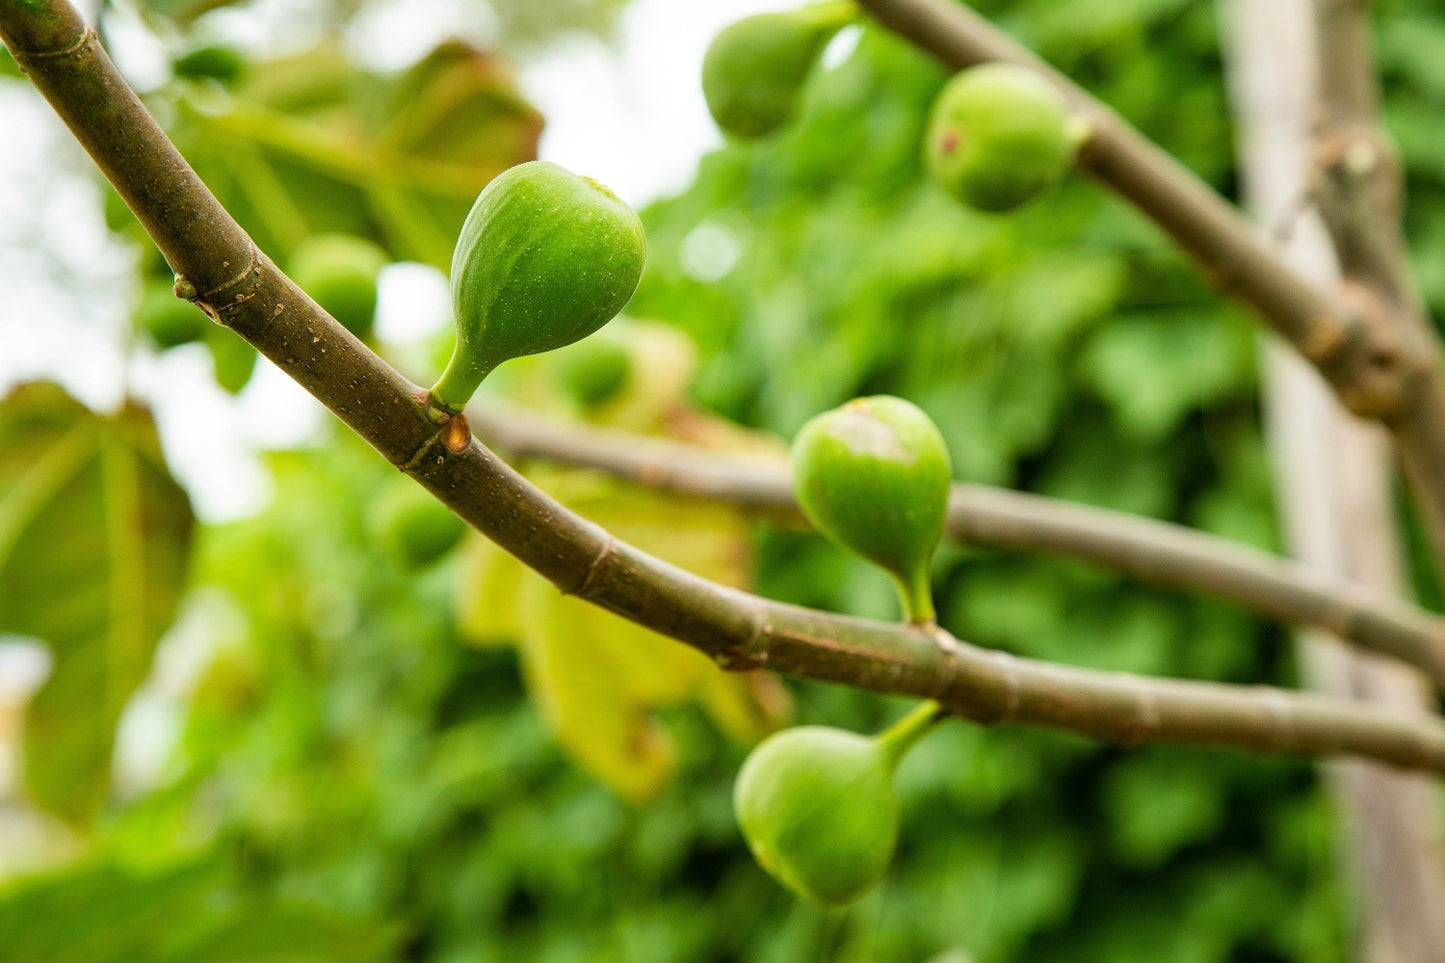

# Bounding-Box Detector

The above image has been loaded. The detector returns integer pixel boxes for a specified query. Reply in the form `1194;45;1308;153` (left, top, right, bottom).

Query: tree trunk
1220;2;1445;960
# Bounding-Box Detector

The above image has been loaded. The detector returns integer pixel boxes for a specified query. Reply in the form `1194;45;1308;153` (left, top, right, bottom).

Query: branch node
1114;674;1161;747
729;607;772;670
1300;313;1350;366
15;24;91;59
194;244;262;324
1328;282;1412;420
986;649;1021;725
564;533;617;599
1263;687;1298;752
172;274;199;302
927;625;961;698
396;431;449;475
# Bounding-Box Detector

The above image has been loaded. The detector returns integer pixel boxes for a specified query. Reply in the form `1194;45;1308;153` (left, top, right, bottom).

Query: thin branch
854;0;1445;582
468;403;1445;689
5;0;1445;774
1309;0;1445;594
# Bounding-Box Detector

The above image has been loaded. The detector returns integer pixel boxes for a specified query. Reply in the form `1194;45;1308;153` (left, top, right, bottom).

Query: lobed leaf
0;383;194;823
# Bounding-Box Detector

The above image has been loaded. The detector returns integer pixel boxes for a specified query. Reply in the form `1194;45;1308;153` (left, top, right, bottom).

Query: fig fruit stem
898;567;936;626
875;699;945;770
430;359;496;417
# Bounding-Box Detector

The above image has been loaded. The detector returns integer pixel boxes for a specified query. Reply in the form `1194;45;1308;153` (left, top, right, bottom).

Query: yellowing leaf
516;576;678;802
454;535;527;645
456;414;791;801
0;384;194;823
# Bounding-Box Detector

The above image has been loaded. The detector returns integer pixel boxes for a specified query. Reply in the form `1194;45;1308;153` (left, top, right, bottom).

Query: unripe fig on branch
733;703;942;905
172;42;246;85
702;3;858;140
288;234;388;341
554;330;632;410
790;395;951;624
429;161;647;415
367;480;467;572
925;63;1084;213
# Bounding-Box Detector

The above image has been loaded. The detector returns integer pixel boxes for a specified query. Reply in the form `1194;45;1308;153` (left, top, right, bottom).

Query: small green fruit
735;703;942;905
135;282;208;349
734;726;899;905
702;3;856;139
925;63;1078;213
791;396;951;623
172;43;246;85
431;161;646;413
288;234;388;341
555;330;632;409
207;327;259;395
368;480;467;571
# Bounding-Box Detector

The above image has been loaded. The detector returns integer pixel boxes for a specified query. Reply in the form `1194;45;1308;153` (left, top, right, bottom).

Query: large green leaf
0;383;194;823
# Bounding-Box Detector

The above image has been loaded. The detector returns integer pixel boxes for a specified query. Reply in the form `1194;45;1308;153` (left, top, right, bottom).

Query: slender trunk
1220;3;1445;959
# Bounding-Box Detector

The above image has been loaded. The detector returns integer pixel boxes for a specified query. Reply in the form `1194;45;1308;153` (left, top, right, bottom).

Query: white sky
0;0;778;520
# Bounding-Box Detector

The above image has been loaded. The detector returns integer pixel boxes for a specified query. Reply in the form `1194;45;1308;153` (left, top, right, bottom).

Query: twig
468;403;1445;689
853;0;1445;585
5;0;1445;773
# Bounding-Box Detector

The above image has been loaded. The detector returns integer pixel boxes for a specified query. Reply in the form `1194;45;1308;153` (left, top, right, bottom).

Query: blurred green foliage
13;0;1445;958
0;384;194;824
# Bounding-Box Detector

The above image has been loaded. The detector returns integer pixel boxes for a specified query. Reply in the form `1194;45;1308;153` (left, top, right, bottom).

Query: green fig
701;3;857;140
288;234;388;340
430;161;646;414
925;63;1081;213
367;480;467;571
135;281;208;349
555;329;632;409
172;42;246;85
791;396;951;623
734;703;941;905
207;327;259;395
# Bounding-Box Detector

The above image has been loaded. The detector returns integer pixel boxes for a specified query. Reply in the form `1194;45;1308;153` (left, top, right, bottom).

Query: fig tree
925;63;1081;213
791;396;951;624
430;161;646;414
702;3;857;139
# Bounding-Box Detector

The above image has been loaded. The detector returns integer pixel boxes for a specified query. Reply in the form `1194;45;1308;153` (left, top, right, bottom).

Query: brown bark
1222;2;1445;958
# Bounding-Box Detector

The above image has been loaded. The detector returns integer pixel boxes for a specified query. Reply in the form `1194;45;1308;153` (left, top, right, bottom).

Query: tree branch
854;0;1445;584
468;403;1445;690
1298;1;1445;956
6;0;1445;773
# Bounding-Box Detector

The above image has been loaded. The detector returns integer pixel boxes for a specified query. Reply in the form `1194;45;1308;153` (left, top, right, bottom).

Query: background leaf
0;857;404;962
0;383;194;823
168;41;542;269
